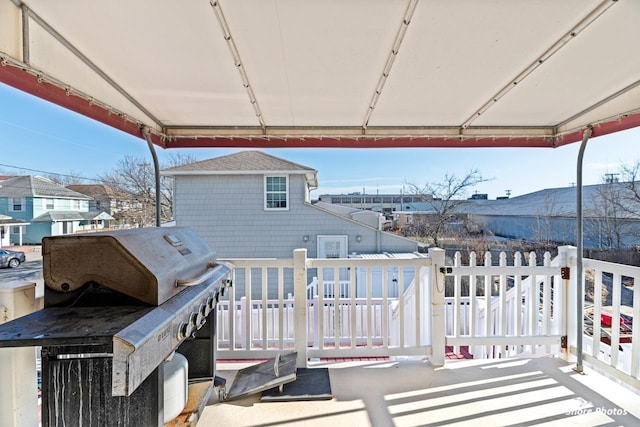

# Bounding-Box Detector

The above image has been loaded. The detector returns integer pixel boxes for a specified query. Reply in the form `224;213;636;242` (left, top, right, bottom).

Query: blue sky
1;82;638;199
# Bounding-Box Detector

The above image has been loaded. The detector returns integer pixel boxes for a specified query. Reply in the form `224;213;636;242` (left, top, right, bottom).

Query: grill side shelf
0;306;152;348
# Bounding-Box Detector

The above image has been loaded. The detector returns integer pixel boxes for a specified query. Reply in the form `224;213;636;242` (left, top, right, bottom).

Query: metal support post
141;126;162;227
575;126;592;373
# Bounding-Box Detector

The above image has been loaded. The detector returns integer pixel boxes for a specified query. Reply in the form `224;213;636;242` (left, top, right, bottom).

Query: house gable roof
0;213;29;226
32;211;84;222
162;151;319;187
66;184;124;200
32;210;114;222
0;176;91;199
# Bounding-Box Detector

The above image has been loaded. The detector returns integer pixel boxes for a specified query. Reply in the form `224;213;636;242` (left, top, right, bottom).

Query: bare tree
99;153;197;227
405;170;489;247
585;177;627;249
46;171;87;186
617;162;640;217
529;191;564;250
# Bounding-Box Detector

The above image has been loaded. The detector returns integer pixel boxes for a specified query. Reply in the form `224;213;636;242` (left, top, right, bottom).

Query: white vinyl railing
306;277;351;299
217;248;445;365
579;256;640;389
444;249;565;359
216;246;639;389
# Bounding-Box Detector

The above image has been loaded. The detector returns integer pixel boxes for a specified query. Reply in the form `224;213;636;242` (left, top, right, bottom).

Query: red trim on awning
0;65;166;148
2;64;639;150
555;112;640;147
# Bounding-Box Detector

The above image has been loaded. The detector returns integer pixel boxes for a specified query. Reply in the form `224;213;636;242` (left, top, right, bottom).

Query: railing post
0;281;39;427
293;248;308;368
429;247;446;366
560;246;578;363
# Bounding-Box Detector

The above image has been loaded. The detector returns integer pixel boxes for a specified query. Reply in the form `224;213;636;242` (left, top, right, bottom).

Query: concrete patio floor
199;355;640;427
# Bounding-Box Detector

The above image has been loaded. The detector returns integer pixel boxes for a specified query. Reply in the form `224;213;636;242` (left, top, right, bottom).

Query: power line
0;162;101;183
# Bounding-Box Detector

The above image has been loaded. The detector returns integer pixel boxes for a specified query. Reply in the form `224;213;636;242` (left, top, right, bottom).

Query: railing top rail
308;257;431;268
220;258;294;268
582;257;640;277
450;265;560;275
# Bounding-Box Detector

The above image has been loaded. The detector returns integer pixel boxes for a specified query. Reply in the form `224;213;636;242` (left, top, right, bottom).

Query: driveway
0;246;43;297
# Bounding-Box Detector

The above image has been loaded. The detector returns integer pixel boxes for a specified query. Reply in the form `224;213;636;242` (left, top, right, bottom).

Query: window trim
9;197;25;212
43;198;55;210
264;175;289;211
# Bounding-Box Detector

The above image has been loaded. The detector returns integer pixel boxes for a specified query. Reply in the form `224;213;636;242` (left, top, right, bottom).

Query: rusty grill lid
43;227;216;306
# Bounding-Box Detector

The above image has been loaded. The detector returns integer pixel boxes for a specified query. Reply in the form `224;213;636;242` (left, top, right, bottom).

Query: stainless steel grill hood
43;227;217;306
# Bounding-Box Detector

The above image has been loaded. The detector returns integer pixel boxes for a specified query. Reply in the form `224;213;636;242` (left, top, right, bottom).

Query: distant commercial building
468;193;488;200
317;193;429;215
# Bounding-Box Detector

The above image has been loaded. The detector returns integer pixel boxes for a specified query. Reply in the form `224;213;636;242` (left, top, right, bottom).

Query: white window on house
43;198;54;210
71;199;81;210
9;197;25;212
317;235;348;259
264;175;288;210
11;226;21;234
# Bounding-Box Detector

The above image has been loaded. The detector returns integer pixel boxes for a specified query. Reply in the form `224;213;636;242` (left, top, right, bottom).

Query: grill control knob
178;322;194;340
206;296;215;311
193;310;205;330
199;303;210;319
189;312;199;327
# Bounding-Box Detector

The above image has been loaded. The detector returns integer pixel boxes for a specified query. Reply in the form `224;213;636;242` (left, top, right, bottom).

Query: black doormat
261;368;332;401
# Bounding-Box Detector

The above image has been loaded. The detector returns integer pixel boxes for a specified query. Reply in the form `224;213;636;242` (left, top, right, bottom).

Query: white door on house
317;235;347;259
317;235;348;297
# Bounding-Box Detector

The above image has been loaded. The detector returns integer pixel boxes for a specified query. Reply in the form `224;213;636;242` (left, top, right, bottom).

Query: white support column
293;249;308;368
0;281;38;427
561;246;578;364
429;248;446;366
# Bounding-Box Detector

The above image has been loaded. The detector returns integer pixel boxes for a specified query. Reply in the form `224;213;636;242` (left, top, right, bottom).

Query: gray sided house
0;176;113;245
162;151;418;259
162;151;420;298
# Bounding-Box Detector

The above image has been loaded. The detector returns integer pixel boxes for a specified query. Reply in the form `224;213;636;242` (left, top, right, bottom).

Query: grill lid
43;227;217;306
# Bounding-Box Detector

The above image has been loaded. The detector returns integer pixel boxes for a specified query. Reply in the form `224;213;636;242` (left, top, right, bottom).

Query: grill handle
175;262;218;287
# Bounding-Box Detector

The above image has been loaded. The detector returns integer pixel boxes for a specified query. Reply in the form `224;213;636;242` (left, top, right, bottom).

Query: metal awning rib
0;0;637;148
460;0;617;130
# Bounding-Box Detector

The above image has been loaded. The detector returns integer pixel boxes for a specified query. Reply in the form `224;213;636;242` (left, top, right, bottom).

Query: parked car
0;249;26;268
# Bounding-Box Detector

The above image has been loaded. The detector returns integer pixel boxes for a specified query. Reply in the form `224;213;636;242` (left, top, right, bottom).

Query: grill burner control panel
113;262;231;396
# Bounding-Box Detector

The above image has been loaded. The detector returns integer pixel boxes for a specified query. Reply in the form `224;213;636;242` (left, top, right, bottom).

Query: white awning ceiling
1;0;638;149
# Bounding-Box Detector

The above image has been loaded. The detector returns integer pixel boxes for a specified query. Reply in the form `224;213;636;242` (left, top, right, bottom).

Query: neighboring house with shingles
0;176;114;244
162;151;419;259
67;184;138;228
162;151;421;298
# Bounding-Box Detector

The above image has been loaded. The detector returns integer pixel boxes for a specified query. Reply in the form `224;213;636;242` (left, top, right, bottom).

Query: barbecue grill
0;227;232;426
